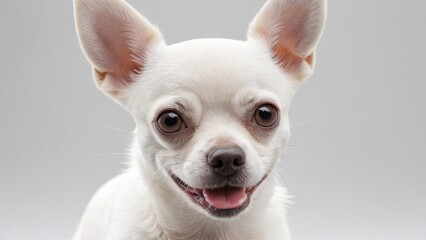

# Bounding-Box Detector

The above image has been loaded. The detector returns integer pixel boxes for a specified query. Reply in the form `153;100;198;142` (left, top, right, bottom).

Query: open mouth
169;173;266;218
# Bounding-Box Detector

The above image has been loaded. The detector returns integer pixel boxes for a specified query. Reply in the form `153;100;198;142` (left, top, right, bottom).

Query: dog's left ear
248;0;327;81
74;0;164;105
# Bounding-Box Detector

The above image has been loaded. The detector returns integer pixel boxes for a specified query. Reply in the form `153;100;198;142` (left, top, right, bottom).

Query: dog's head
75;0;326;219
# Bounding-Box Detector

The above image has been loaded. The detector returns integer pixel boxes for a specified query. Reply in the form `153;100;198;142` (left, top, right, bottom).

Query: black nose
207;146;246;177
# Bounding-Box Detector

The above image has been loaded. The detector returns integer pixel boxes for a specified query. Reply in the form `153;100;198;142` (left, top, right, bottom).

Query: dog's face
129;39;294;218
75;0;326;219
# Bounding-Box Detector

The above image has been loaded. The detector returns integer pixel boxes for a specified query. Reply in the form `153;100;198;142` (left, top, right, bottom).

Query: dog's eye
157;111;186;133
253;104;279;127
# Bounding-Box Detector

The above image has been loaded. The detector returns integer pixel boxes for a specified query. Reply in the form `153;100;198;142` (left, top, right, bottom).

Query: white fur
73;0;326;239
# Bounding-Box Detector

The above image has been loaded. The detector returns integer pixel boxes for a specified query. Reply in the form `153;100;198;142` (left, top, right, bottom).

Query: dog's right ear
248;0;327;81
74;0;164;104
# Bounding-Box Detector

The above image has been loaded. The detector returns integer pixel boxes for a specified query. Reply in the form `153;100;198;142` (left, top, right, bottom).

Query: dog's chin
169;172;267;219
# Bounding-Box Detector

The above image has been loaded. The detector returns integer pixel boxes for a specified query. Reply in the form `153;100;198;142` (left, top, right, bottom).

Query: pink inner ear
272;44;314;79
92;20;144;87
76;0;164;97
248;0;326;80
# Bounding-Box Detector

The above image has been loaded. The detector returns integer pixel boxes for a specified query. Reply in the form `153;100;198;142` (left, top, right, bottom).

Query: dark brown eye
157;111;186;133
253;104;279;127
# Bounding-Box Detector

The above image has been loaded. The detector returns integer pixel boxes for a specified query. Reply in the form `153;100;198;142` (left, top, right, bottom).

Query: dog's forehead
130;39;294;112
160;39;278;95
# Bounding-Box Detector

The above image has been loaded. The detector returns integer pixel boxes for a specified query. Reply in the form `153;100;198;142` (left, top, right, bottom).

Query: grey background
1;0;425;239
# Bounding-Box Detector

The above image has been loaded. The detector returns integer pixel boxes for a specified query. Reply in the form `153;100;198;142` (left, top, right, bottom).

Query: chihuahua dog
73;0;326;239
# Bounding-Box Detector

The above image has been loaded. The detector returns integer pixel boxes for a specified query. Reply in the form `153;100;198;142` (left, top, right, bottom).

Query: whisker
94;152;130;157
152;162;183;179
289;113;320;128
279;155;311;177
286;144;313;155
95;120;134;134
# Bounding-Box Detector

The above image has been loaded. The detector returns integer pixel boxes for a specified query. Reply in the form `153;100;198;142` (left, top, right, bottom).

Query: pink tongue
203;187;247;209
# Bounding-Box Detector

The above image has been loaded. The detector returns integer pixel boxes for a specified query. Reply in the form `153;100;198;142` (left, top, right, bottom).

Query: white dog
73;0;326;239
